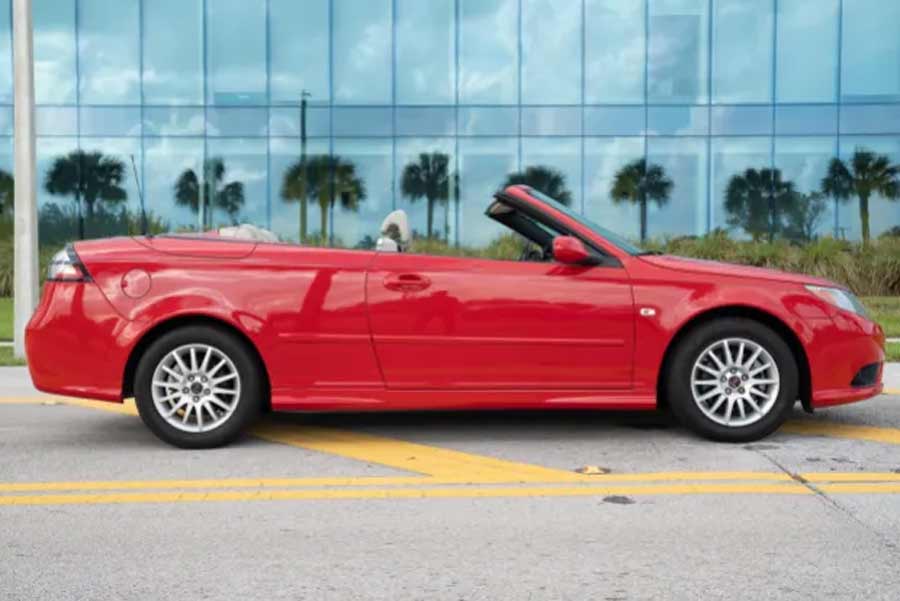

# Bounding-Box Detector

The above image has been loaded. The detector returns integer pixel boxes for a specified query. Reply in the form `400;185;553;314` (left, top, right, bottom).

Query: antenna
130;154;149;237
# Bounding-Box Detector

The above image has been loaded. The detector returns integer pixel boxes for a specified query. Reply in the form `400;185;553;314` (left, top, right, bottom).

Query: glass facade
0;0;898;249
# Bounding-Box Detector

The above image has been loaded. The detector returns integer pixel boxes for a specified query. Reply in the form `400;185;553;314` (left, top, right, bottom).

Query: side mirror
552;236;597;266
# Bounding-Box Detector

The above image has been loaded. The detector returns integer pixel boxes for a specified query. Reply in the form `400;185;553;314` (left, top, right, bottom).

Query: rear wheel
134;325;263;448
665;318;798;442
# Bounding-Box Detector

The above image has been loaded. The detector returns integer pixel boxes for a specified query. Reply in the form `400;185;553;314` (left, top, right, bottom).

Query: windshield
522;187;647;255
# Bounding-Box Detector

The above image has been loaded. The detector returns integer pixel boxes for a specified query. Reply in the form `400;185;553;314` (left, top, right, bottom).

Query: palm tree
175;157;245;229
610;159;673;242
821;148;900;245
401;152;456;239
281;154;366;243
0;169;12;216
784;191;828;243
503;165;573;207
44;150;128;239
724;167;796;243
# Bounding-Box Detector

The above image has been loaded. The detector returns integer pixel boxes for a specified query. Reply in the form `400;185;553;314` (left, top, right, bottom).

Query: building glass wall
0;0;898;250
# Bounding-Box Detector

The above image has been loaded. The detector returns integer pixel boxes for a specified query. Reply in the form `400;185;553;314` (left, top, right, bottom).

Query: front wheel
665;318;798;442
134;325;263;449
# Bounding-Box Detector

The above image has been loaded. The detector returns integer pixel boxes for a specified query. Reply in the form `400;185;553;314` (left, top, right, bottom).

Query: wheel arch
657;305;812;412
122;314;271;410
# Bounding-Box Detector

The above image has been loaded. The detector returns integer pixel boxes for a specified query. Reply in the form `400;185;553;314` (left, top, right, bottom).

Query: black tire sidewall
666;318;798;443
134;325;262;449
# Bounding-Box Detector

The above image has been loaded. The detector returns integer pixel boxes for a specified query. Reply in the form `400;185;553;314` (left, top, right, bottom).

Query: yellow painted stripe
884;389;900;396
0;396;137;416
0;471;798;494
802;472;900;483
818;483;900;494
0;482;812;506
252;421;587;483
782;420;900;445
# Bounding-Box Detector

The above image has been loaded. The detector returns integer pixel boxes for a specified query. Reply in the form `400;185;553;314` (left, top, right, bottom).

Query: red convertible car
26;185;885;448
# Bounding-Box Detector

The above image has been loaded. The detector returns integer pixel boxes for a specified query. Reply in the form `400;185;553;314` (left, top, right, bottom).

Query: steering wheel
519;244;548;262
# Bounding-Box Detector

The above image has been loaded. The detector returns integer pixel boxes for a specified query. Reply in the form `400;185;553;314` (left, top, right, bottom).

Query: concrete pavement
2;367;900;600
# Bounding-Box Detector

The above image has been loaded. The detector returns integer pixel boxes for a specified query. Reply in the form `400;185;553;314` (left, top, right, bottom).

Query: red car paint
25;186;885;413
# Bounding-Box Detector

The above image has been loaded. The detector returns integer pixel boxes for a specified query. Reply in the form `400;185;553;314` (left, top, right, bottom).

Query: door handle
383;273;431;292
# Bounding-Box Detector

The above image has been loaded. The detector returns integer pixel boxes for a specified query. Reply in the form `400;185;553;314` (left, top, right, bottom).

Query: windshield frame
520;187;647;256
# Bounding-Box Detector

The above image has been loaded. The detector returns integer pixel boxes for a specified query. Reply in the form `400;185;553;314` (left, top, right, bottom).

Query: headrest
380;210;411;245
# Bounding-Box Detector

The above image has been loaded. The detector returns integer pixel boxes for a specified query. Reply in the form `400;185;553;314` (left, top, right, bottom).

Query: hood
638;254;836;287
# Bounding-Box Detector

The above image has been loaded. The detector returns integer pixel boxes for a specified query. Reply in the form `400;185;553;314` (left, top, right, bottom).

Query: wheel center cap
728;375;742;389
190;382;204;395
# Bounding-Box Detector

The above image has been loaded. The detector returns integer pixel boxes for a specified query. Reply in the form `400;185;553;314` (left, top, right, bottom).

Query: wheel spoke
208;396;231;411
723;398;735;422
212;373;238;385
693;378;719;386
735;342;745;366
190;348;198;372
744;396;762;413
172;351;189;375
196;403;204;429
211;387;238;396
750;363;772;376
743;347;762;369
200;347;212;372
153;380;181;389
708;350;725;370
709;395;727;414
736;398;746;419
696;364;719;377
751;378;777;385
696;388;721;403
161;365;182;380
748;387;768;399
209;359;227;377
722;341;733;366
164;399;189;417
181;404;193;424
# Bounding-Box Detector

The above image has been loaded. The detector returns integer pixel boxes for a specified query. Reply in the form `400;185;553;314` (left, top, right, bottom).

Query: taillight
47;245;91;282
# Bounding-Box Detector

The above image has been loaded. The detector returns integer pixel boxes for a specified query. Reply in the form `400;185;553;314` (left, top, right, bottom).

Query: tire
134;325;264;449
664;317;798;443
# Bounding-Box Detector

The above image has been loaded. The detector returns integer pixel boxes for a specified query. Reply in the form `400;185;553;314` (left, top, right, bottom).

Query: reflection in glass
334;0;392;104
206;0;267;105
711;137;770;235
586;0;645;103
174;158;246;230
271;138;329;242
400;148;458;241
144;137;204;231
458;138;517;247
34;0;77;104
775;137;836;240
585;137;645;241
521;107;581;136
270;0;329;104
522;0;582;104
521;138;581;210
609;157;674;242
584;107;645;136
840;105;900;136
648;106;708;135
79;107;142;137
832;138;900;241
459;0;518;104
712;0;772;103
777;0;838;103
205;138;267;228
397;0;455;104
458;107;519;136
842;1;900;103
649;0;709;104
647;137;708;237
78;0;140;104
332;139;393;248
0;0;13;102
143;0;203;105
710;106;772;136
775;105;837;136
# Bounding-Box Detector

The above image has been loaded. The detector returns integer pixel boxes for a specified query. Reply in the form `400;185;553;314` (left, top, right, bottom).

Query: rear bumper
25;282;131;402
807;313;885;409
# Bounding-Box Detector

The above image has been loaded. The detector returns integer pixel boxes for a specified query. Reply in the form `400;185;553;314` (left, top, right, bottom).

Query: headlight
47;245;90;282
805;285;868;317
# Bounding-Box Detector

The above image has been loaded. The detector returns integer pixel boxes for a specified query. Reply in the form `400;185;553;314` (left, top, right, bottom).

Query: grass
0;346;26;366
0;296;11;340
886;343;900;363
862;297;900;338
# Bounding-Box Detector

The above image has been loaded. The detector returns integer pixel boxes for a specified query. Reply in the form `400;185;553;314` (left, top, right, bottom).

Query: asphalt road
2;366;900;600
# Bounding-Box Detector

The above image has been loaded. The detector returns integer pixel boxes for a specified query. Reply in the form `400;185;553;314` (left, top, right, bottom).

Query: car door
365;250;634;391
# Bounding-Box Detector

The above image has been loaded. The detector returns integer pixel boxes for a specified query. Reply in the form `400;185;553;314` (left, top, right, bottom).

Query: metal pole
12;0;38;360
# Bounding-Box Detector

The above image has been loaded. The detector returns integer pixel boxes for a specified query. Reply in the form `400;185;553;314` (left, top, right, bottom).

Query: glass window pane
270;137;330;243
710;105;773;135
710;137;771;236
332;139;394;248
521;137;582;210
144;137;205;231
205;138;268;229
648;0;709;104
0;0;12;103
78;0;140;104
207;1;267;105
840;105;900;135
334;0;392;104
34;0;76;104
333;107;392;137
269;106;330;138
36;107;77;136
397;0;455;104
648;106;708;135
0;107;11;136
584;106;645;136
458;107;518;136
777;0;838;103
521;107;581;136
396;107;455;137
584;137;645;242
144;107;205;137
836;137;900;240
270;0;329;105
143;0;203;105
842;1;900;103
775;137;836;241
775;105;837;136
207;108;268;137
459;0;518;104
586;0;645;103
79;107;142;137
522;0;582;104
711;0;773;103
38;137;81;244
396;138;456;242
458;138;518;248
647;137;708;237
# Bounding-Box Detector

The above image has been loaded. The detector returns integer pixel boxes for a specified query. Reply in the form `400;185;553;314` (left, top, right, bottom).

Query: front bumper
25;282;131;401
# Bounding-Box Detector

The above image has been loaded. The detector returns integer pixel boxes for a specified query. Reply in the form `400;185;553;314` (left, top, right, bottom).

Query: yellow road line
0;482;812;506
0;471;798;494
818;483;900;494
0;396;137;415
782;420;900;445
884;389;900;396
